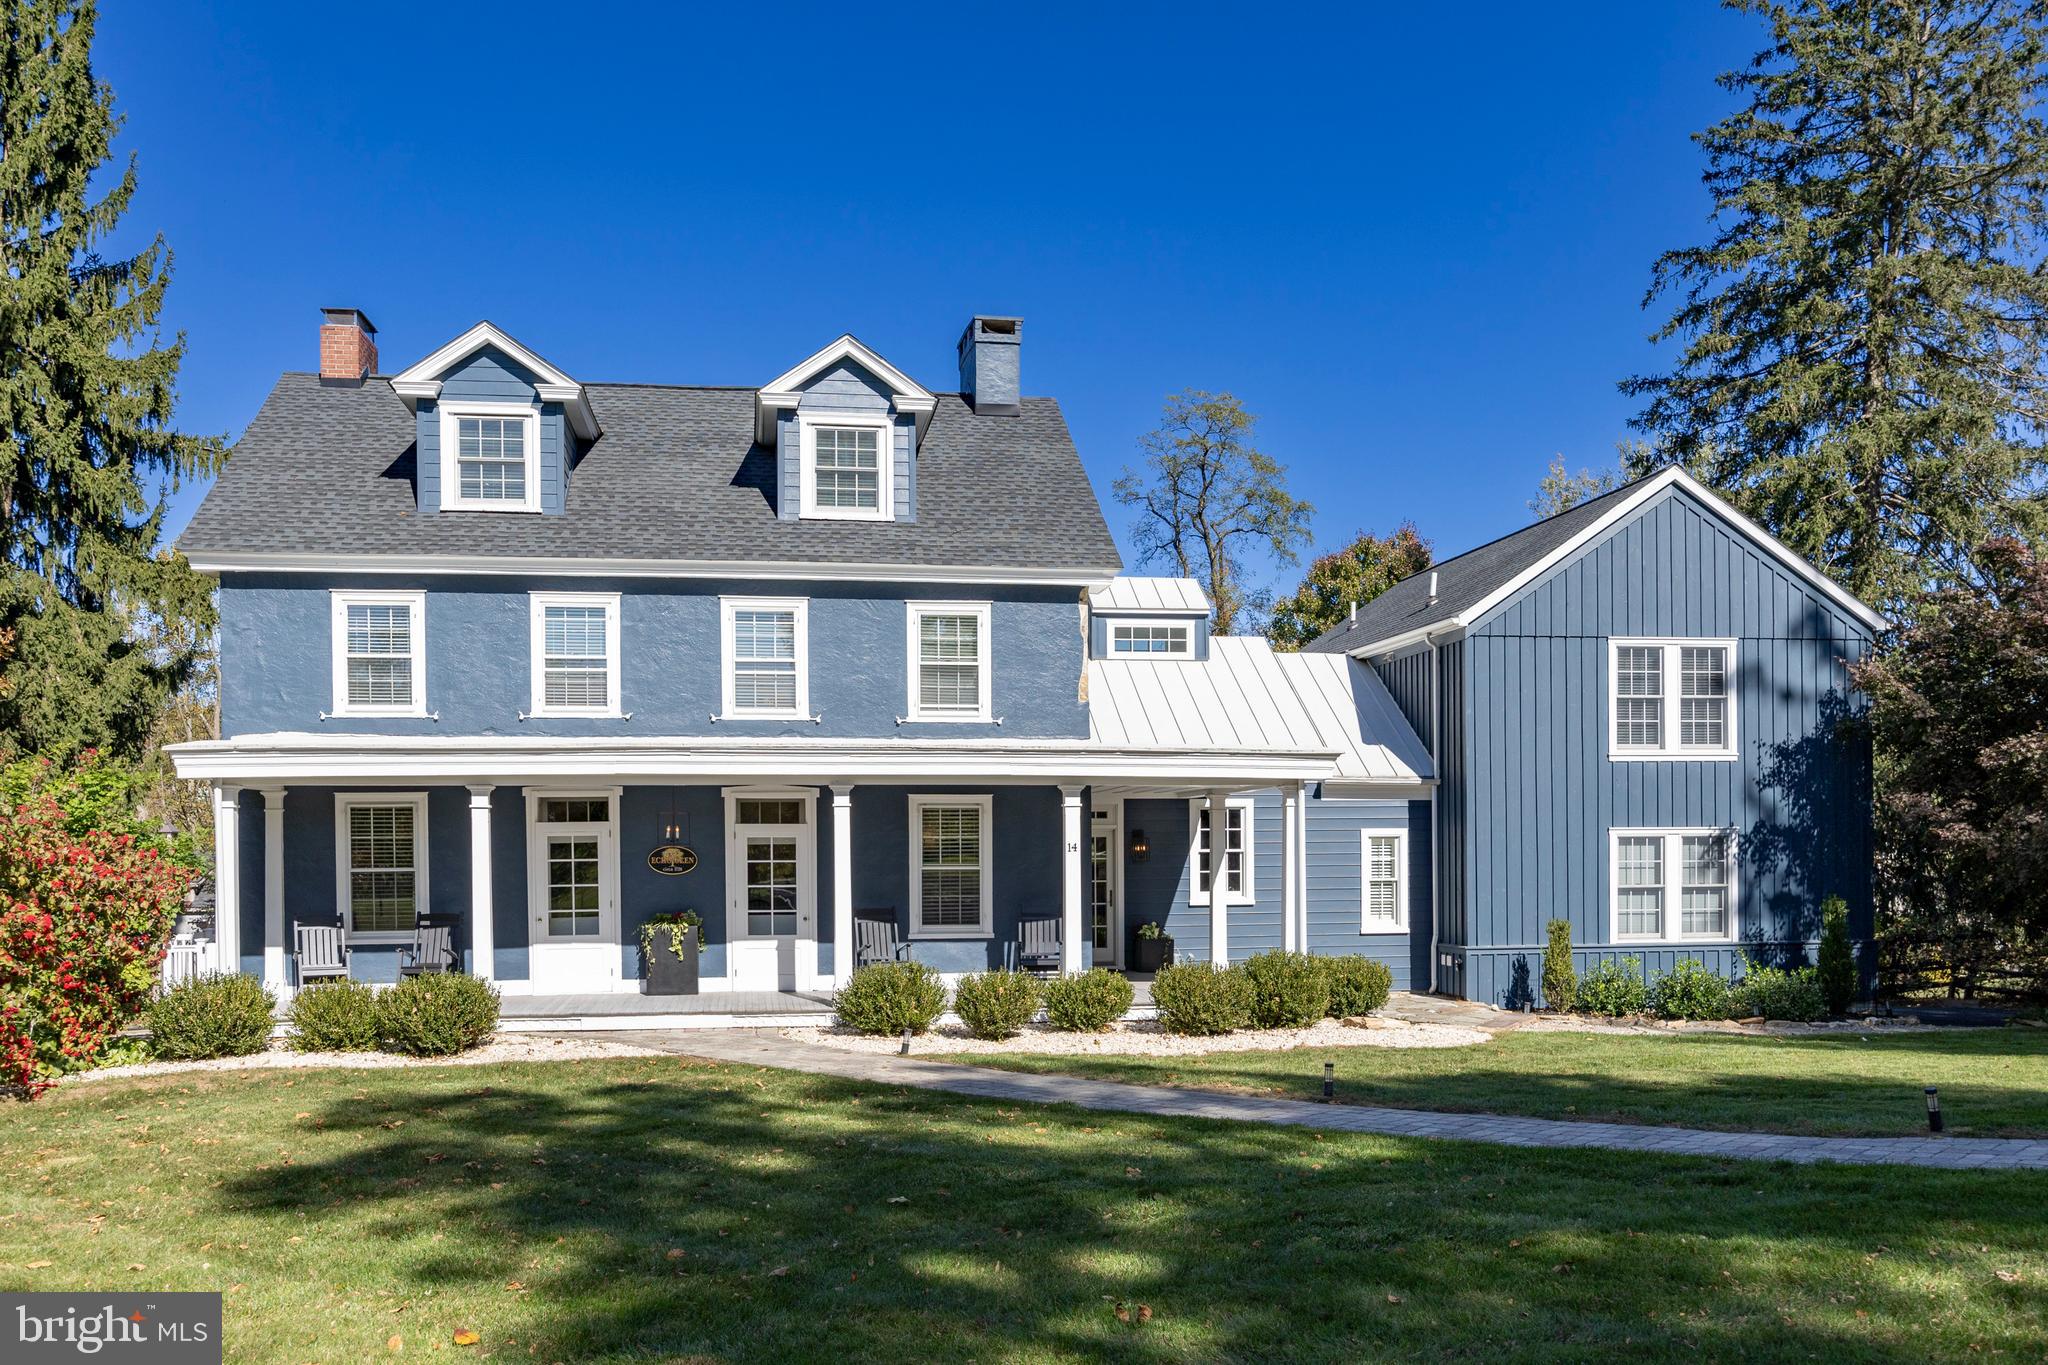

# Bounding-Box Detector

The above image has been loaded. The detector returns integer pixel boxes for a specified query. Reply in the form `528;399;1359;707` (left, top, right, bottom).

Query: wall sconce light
1129;828;1149;862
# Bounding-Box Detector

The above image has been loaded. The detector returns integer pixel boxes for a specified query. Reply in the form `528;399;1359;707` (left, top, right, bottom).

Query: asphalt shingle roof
1304;477;1645;653
178;375;1124;574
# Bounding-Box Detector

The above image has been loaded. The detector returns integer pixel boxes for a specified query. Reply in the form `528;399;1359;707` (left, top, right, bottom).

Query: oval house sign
647;844;699;876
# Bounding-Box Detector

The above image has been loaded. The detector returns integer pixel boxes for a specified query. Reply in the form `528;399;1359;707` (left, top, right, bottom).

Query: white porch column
1282;784;1301;953
1059;786;1085;974
1296;781;1311;953
831;785;854;986
211;784;241;975
1207;789;1229;966
259;787;286;996
467;786;496;982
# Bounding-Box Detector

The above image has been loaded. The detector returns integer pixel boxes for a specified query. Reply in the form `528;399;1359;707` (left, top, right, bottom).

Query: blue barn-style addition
170;310;1877;1018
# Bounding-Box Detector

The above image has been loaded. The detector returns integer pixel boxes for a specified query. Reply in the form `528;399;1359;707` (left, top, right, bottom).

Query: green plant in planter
639;910;705;961
1136;921;1166;940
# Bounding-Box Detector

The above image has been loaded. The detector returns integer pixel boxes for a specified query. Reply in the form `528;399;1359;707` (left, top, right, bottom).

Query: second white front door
725;791;817;992
1090;806;1121;968
528;794;620;995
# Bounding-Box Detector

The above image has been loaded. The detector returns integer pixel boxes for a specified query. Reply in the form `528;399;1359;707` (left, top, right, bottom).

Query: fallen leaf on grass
886;1196;909;1204
1386;1294;1402;1304
452;1330;479;1347
387;1334;403;1353
24;1260;52;1269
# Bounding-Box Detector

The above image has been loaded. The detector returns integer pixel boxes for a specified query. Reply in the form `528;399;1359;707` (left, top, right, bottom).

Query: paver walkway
594;1028;2048;1171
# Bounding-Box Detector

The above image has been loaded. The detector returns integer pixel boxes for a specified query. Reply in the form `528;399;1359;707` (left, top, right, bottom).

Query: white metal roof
1274;651;1435;783
1088;635;1327;754
1088;576;1211;614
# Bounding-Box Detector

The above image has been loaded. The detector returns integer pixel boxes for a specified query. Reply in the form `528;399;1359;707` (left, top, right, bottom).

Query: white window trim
328;590;427;718
907;793;993;939
1187;797;1256;907
1360;828;1408;932
797;410;894;521
438;400;542;514
1607;637;1739;761
528;591;623;718
333;792;430;944
904;601;994;724
1608;826;1739;945
719;596;810;720
1108;620;1195;658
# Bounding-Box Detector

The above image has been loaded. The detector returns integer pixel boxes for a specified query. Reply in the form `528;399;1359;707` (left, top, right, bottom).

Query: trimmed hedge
375;973;499;1057
288;979;379;1052
1317;956;1393;1017
1043;968;1132;1032
1239;951;1329;1029
1733;965;1825;1023
1576;957;1648;1017
953;970;1041;1040
835;961;946;1035
1152;962;1252;1036
1647;958;1732;1021
147;975;274;1060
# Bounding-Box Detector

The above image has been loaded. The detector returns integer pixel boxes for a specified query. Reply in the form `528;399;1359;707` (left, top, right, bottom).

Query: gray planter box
641;926;701;995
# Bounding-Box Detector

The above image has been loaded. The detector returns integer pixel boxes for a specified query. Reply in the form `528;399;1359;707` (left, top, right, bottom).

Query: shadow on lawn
214;1060;2048;1362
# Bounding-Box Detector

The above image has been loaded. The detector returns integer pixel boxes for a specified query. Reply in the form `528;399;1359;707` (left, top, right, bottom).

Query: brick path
594;1028;2048;1171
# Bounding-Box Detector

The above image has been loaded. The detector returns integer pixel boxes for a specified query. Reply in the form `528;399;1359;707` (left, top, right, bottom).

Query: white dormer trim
389;321;599;441
755;333;936;445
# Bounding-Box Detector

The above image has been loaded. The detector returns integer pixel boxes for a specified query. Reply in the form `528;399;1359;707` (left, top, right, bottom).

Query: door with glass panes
1090;805;1121;967
726;794;815;992
527;795;619;994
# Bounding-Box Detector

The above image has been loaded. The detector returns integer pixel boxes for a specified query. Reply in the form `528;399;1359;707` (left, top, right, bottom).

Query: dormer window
440;403;539;513
799;413;892;520
1111;623;1192;657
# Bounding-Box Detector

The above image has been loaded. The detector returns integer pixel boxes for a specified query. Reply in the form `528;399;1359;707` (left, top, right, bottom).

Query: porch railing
158;941;220;994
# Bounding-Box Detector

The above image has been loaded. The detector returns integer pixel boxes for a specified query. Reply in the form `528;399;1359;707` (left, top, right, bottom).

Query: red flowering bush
0;794;193;1091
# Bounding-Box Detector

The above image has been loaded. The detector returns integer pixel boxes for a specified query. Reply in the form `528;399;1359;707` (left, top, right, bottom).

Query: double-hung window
906;602;992;722
1610;828;1736;943
1608;638;1737;759
1110;623;1193;656
1361;829;1407;931
1189;798;1254;906
334;794;429;941
799;413;892;520
528;593;621;718
909;794;992;937
720;597;808;719
329;591;426;717
439;404;540;513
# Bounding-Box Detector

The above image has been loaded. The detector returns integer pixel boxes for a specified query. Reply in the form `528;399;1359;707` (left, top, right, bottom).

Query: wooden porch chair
293;924;351;987
853;909;910;970
398;919;458;978
1016;917;1062;975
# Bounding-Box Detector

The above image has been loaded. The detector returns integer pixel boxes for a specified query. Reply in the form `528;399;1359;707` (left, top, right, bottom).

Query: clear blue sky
106;1;1755;596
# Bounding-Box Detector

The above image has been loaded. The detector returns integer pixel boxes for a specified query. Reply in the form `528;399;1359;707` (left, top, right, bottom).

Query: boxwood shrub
1576;957;1648;1016
146;974;274;1060
375;973;500;1056
835;961;946;1035
1732;965;1825;1023
288;979;379;1052
1317;955;1393;1017
1152;962;1253;1036
1647;958;1732;1021
1044;968;1133;1032
1238;950;1329;1029
953;969;1041;1040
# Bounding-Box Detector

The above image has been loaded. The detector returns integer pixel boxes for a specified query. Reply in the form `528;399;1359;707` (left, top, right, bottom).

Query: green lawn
954;1027;2048;1138
2;1060;2046;1362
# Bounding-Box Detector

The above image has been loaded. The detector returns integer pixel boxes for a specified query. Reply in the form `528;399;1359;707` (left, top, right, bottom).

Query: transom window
539;798;610;824
1609;639;1737;759
334;795;428;940
1362;830;1407;931
799;414;892;520
736;798;804;825
1189;798;1254;907
909;795;992;937
1611;828;1736;943
329;591;425;718
528;593;621;718
1111;623;1193;656
721;598;808;719
439;405;539;513
907;602;992;722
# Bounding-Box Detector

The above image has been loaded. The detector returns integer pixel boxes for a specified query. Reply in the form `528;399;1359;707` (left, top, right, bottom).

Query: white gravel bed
62;1033;663;1085
787;1015;1492;1056
1514;1012;1943;1038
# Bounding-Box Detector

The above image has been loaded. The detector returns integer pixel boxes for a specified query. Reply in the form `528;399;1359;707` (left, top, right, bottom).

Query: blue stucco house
168;309;1879;1017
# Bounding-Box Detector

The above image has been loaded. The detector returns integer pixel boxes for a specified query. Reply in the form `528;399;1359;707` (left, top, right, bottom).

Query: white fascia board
183;549;1120;589
754;334;937;446
388;321;599;441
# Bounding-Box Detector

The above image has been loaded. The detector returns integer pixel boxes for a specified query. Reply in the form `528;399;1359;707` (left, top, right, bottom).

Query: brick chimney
956;315;1021;415
318;308;378;383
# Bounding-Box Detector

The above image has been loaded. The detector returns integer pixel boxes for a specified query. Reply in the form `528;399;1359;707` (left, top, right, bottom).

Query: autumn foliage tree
1266;525;1432;650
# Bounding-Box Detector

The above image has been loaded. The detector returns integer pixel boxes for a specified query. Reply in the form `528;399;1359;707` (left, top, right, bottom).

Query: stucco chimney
319;308;378;384
957;315;1021;415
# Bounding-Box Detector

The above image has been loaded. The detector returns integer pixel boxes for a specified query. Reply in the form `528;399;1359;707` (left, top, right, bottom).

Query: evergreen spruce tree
1625;0;2048;614
0;0;221;758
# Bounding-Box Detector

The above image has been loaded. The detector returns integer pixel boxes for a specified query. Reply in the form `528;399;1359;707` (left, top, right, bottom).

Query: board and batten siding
416;347;572;516
1453;483;1872;1008
1303;796;1431;990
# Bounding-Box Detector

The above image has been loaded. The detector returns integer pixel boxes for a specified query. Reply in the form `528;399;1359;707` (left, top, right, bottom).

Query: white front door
725;791;816;992
528;794;620;994
1090;806;1122;968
